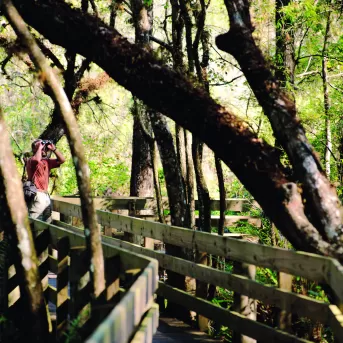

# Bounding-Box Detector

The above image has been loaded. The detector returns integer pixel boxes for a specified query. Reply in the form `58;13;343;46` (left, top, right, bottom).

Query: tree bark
10;0;343;261
126;0;154;245
216;0;343;243
322;5;332;178
275;0;295;89
0;111;50;342
150;111;192;320
215;156;226;236
130;102;154;198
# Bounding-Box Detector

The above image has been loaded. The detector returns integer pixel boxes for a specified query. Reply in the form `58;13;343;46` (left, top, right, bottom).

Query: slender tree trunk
0;111;50;341
185;130;195;228
322;5;332;178
193;139;211;233
150;111;192;321
3;0;106;304
176;125;187;190
151;140;165;223
109;0;118;27
275;0;295;89
215;156;226;235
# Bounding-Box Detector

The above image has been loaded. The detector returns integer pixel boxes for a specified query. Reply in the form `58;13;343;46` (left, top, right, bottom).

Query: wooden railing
5;218;158;343
51;198;343;343
53;195;262;228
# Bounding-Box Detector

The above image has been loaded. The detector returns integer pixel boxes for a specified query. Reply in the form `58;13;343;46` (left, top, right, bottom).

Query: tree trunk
126;0;154;244
215;156;226;236
0;111;50;342
130;103;154;198
150;111;193;320
176;125;187;195
275;0;295;89
322;6;332;178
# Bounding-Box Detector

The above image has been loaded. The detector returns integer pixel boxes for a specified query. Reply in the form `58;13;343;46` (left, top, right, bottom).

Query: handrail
9;218;160;343
52;199;343;301
51;199;343;343
54;220;334;323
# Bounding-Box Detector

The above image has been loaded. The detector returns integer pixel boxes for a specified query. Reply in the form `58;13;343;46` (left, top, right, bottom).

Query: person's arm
31;141;43;162
47;143;66;164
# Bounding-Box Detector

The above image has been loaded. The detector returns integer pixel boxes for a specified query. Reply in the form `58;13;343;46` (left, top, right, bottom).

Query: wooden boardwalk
153;315;223;343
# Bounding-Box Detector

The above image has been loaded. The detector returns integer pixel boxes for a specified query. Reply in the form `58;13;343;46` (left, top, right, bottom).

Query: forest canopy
1;0;343;260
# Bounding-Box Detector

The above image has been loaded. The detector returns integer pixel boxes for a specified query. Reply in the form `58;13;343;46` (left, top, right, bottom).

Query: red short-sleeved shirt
26;158;61;191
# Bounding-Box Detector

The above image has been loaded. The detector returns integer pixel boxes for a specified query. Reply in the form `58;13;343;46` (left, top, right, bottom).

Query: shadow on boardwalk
153;315;224;343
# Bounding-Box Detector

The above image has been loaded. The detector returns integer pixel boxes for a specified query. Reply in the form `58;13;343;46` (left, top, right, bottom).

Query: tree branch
149;34;173;52
10;0;343;261
216;0;343;243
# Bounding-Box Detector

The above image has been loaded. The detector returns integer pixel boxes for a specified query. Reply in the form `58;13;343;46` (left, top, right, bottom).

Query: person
25;139;65;223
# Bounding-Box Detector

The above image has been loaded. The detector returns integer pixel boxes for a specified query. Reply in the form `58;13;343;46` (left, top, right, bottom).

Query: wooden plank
56;236;70;339
130;304;159;343
232;241;258;343
69;248;91;321
51;196;148;211
96;233;331;323
157;282;310;343
50;220;156;273
195;199;246;212
328;305;343;343
86;268;157;343
328;259;343;306
202;216;262;227
33;228;50;257
49;255;58;274
105;255;121;302
277;272;293;332
47;284;57;305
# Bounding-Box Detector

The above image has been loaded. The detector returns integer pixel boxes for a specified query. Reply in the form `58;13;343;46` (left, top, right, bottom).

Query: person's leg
41;194;52;223
28;192;46;220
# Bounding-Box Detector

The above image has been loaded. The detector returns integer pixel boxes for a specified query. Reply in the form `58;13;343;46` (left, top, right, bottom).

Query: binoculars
41;140;53;145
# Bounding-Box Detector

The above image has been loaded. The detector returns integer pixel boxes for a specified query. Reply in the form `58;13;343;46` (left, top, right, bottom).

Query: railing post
232;236;258;343
277;272;293;332
124;200;142;245
60;213;72;225
56;237;70;340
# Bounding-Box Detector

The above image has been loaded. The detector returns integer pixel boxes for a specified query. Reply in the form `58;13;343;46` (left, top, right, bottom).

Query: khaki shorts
28;191;52;223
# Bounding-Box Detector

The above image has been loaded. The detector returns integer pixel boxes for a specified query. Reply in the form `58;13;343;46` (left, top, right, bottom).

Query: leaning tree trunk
3;0;106;306
216;0;342;243
0;111;50;342
10;0;343;262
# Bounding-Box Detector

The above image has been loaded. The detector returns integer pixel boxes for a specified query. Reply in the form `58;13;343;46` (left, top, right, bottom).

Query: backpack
22;159;37;204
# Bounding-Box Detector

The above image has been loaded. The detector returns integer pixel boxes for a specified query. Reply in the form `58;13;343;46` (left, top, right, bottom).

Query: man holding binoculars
25;139;66;222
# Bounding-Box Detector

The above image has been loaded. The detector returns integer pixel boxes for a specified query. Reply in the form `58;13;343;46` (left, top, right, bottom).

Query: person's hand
35;140;43;150
47;143;56;151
